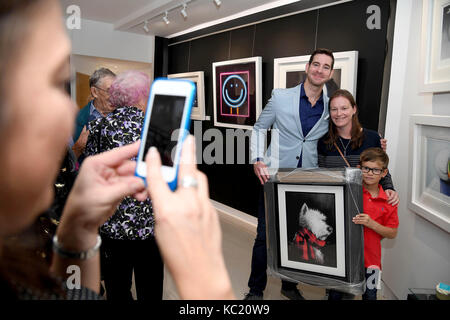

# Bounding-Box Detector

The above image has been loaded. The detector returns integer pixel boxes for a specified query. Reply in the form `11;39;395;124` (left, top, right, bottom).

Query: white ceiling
60;0;303;38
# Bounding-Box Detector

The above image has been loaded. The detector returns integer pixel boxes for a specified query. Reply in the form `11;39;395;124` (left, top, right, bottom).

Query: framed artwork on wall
212;57;262;130
168;71;206;121
264;168;365;294
273;51;358;98
420;0;450;92
408;115;450;233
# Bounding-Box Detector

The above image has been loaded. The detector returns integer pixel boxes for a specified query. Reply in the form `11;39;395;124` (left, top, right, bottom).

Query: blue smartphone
135;78;195;190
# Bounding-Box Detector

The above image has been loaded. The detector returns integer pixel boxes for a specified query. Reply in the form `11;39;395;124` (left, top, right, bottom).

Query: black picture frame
212;57;262;130
264;168;365;294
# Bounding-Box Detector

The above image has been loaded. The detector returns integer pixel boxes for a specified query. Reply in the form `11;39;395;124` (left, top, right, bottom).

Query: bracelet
52;235;102;260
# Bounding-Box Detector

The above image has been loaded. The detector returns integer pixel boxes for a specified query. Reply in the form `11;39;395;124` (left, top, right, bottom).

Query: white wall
67;18;155;64
382;0;450;299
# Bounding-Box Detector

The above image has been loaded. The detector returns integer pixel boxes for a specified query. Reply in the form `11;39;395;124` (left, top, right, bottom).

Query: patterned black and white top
84;106;154;240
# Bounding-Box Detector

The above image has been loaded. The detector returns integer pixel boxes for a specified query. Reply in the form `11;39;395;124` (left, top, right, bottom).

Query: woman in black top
317;89;399;205
317;89;399;300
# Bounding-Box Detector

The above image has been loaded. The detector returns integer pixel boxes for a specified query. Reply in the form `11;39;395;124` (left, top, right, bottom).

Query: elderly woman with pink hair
84;70;162;301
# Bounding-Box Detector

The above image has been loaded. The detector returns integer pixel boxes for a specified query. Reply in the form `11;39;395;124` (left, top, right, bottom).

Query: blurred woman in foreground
0;0;233;300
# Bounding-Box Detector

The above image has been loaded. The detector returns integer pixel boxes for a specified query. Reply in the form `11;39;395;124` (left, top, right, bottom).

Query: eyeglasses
361;166;385;175
94;86;110;94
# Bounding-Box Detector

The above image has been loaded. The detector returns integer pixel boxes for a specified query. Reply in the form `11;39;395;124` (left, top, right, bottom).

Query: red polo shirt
362;185;399;269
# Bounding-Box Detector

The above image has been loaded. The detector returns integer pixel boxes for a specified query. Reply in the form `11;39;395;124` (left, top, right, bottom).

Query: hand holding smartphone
135;78;196;190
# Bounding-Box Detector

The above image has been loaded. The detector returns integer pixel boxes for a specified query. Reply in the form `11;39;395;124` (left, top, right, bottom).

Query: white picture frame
168;71;206;121
408;115;450;233
277;184;346;277
419;0;450;93
273;51;358;98
212;57;262;130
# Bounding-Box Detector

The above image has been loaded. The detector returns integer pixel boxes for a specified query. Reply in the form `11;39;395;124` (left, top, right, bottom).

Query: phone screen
142;94;186;167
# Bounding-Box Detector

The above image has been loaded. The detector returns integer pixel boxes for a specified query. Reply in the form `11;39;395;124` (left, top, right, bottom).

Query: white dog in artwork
293;203;333;264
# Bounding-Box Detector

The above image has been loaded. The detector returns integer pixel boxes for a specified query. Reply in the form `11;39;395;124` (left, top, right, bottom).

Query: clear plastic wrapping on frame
264;167;365;296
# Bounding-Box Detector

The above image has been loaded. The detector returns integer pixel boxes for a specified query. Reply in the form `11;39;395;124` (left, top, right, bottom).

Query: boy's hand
352;213;373;228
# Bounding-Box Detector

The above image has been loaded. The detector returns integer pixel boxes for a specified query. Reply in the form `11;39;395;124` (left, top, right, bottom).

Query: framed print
273;51;358;98
277;184;346;277
265;168;365;295
212;57;262;130
408;115;450;233
420;0;450;92
168;71;206;121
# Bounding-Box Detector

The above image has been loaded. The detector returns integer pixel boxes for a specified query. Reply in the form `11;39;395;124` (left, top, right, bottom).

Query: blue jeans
247;188;297;295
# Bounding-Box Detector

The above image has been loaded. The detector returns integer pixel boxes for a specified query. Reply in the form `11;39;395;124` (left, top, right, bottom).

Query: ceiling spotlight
180;4;187;19
163;11;170;24
214;0;221;7
143;20;149;33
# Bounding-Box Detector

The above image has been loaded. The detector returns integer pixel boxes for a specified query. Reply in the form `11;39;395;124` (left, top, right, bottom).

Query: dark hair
308;48;335;70
324;89;364;150
89;67;116;88
360;147;389;168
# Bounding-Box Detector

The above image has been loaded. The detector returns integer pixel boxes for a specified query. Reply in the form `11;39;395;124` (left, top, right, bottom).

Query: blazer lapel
291;84;303;138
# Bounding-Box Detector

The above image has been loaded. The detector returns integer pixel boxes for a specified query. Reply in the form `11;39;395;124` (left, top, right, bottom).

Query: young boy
353;147;399;300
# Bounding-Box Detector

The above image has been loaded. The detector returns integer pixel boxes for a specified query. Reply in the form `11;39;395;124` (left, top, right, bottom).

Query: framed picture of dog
264;168;365;294
277;184;346;277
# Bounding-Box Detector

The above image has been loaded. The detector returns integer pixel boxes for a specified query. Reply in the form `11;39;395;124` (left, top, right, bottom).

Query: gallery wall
67;18;155;114
161;0;393;217
68;18;155;63
382;0;450;300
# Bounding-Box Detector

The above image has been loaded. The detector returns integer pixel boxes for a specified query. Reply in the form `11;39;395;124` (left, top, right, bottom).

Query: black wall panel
229;26;255;60
168;41;190;75
253;11;317;104
315;0;390;131
164;0;392;217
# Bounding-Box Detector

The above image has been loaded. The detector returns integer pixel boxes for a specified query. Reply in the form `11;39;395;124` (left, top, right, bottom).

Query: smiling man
246;48;334;300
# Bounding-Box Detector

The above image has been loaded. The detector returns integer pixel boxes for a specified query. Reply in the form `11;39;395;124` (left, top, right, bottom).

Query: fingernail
145;147;158;162
149;147;158;157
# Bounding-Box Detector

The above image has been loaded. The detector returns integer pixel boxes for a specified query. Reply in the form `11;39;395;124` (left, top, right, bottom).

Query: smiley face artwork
213;57;262;129
220;71;249;117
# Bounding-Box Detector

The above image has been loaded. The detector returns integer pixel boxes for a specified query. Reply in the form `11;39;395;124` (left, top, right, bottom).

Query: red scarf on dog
294;227;326;261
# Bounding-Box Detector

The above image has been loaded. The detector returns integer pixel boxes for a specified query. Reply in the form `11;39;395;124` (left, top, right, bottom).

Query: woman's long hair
324;89;364;150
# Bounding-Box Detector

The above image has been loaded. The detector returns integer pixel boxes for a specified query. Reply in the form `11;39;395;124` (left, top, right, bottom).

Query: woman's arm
146;136;235;300
50;142;146;293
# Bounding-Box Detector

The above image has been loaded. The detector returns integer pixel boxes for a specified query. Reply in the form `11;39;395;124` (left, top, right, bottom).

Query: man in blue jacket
245;48;334;300
72;68;116;159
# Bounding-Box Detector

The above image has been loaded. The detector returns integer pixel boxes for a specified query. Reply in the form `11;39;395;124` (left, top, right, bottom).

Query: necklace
308;94;320;106
338;137;351;156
